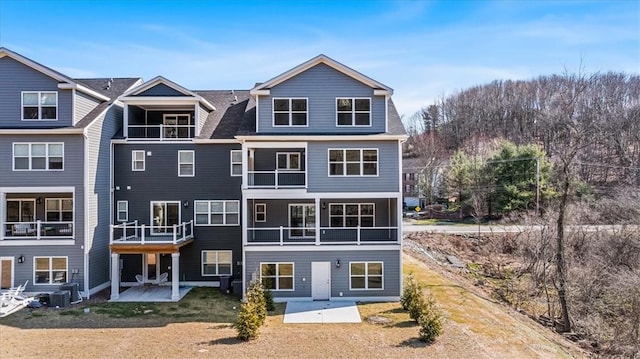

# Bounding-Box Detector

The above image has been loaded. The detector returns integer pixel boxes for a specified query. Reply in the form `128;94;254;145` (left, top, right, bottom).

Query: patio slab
283;301;361;323
109;286;192;302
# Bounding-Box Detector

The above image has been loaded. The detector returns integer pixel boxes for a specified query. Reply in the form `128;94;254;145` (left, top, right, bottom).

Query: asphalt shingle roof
195;90;252;139
75;78;141;100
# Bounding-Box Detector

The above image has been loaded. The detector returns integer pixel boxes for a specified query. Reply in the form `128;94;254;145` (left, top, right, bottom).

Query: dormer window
336;98;370;126
273;98;307;126
22;91;57;121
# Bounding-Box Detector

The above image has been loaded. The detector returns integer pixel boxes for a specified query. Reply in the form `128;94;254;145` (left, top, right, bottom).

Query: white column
171;252;180;301
315;197;320;245
110;253;120;300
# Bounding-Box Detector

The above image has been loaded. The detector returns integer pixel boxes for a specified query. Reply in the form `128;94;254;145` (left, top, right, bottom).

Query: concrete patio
283;301;361;323
109;286;192;302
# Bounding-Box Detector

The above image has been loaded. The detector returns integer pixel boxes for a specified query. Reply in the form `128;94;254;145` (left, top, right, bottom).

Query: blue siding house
0;47;141;297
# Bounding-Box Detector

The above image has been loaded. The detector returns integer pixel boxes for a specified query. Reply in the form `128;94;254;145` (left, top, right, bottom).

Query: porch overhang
109;238;194;254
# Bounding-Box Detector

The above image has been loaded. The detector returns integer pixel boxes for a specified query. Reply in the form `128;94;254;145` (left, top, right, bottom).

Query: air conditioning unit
59;282;81;303
50;290;70;308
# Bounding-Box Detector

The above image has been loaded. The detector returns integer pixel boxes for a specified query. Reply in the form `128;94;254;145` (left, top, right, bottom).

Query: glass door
151;201;180;234
289;204;315;237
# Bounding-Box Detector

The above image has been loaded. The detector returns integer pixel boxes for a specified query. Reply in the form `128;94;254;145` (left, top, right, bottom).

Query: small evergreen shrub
245;280;267;325
236;279;268;340
400;273;422;311
418;295;443;343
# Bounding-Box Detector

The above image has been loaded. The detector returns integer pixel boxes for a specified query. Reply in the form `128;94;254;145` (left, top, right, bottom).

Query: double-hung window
132;150;145;171
34;256;67;285
13;143;63;171
178;150;195;177
273;98;307;126
117;201;128;222
230;150;242;176
329;203;374;227
276;152;300;171
255;203;266;222
45;199;73;222
350;262;383;290
328;149;378;176
336;98;371;126
22;91;57;121
194;200;240;226
260;263;294;291
201;250;232;276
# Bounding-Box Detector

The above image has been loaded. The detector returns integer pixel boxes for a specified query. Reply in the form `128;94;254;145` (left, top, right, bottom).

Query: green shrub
246;280;267;325
417;295;444;343
400;273;422;312
236;279;268;341
263;288;275;312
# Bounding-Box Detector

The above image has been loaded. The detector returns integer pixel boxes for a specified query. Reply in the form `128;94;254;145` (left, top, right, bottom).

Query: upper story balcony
109;220;194;253
1;192;75;243
244;145;307;190
126;107;196;141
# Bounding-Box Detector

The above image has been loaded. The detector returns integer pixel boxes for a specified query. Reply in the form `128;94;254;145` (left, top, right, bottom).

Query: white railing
127;124;195;140
246;226;399;245
247;170;306;189
2;221;74;240
110;220;194;245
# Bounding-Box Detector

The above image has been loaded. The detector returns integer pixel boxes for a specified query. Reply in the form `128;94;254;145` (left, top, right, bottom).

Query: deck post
171;252;180;301
110;253;120;300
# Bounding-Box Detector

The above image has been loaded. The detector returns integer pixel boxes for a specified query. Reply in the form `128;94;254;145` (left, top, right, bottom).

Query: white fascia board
0;186;75;193
0;240;75;246
0;128;84;135
249;89;270;96
374;89;392;96
110;139;195;144
119;97;200;106
243;190;399;199
195;96;216;111
244;244;401;252
243;141;307;148
193;139;241;144
236;134;408;141
58;83;110;101
121;76;194;97
0;48;75;84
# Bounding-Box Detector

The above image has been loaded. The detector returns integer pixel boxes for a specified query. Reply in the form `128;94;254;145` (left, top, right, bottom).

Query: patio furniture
11;223;36;236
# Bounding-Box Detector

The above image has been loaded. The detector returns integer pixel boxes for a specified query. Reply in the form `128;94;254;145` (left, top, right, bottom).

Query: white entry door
311;262;331;300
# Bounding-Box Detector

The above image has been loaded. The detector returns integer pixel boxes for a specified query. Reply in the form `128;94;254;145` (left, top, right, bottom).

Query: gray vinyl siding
74;91;101;124
244;250;400;298
135;83;186;97
0;57;73;128
307;140;399;192
198;104;209;134
257;63;386;134
112;143;243;281
0;246;85;293
85;105;123;289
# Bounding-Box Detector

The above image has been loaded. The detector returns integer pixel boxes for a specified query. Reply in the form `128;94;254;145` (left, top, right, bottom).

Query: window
350;262;383;290
6;199;35;222
34;257;67;285
178;150;194;177
117;201;128;222
329;203;374;227
194;200;240;226
328;149;378;176
276;152;300;171
255;203;266;222
289;204;315;237
151;201;180;234
163;114;192;139
45;199;73;222
273;98;307;126
230;150;242;176
132;150;145;171
22;91;57;121
260;263;294;291
13;143;63;171
201;250;232;276
336;98;371;126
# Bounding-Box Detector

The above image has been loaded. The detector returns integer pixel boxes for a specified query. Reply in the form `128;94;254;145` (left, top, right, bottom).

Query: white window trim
260;262;295;291
162;113;193;139
230;150;242;177
149;201;181;235
349;261;384;291
12;142;64;171
329;203;375;227
272;97;309;127
276;152;301;171
194;200;240;226
201;250;233;276
131;150;145;171
178;150;195;177
21;91;58;121
44;198;73;223
117;200;128;222
288;203;315;238
335;97;372;127
327;148;379;177
33;256;68;285
254;203;267;223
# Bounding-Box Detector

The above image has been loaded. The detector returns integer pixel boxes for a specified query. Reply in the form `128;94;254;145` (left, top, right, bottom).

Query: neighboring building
1;48;406;302
0;47;141;297
403;157;424;208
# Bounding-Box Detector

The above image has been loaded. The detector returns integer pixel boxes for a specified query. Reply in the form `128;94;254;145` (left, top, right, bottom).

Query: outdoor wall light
322;202;326;210
183;200;189;208
36;197;42;204
17;255;25;264
335;259;341;268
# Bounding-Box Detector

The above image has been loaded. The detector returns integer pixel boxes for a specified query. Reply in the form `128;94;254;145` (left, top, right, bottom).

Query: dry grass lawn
0;253;586;359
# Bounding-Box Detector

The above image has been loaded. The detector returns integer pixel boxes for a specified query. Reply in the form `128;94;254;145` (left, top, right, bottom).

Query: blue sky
1;0;638;118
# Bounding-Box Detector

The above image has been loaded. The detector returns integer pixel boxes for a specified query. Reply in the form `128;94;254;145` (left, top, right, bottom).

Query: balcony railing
110;220;194;245
246;226;399;245
2;221;74;240
247;170;306;189
127;124;195;140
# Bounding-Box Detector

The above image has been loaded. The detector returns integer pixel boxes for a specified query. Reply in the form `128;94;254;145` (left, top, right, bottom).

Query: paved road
402;222;638;234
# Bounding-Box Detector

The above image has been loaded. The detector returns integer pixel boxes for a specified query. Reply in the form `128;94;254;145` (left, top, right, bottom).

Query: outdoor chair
11;223;36;236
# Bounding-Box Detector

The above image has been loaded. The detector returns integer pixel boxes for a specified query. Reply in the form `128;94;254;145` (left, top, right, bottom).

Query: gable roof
0;47;109;101
250;54;393;96
119;76;216;110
